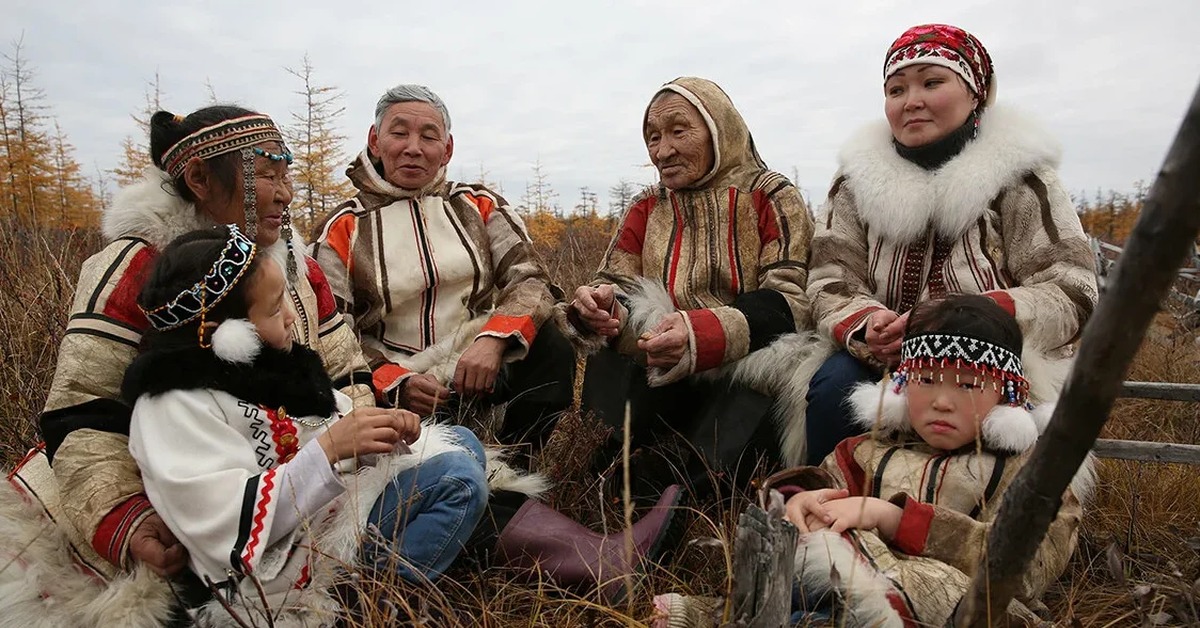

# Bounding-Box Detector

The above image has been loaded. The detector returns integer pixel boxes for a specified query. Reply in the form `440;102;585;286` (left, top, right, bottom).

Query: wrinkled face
244;257;296;352
644;93;715;190
905;365;1003;451
884;64;978;148
204;141;294;247
367;101;453;190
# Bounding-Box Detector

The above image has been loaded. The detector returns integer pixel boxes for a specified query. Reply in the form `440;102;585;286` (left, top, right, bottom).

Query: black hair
905;294;1022;356
137;226;263;354
149;105;258;203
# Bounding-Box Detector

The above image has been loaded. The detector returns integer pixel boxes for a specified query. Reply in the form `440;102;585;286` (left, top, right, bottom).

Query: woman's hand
784;488;850;533
318;407;415;464
638;312;688;369
128;513;188;576
570;284;622;336
865;309;908;366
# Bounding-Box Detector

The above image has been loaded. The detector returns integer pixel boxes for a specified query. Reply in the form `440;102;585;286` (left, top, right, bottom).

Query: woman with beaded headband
804;23;1098;465
1;105;681;624
0;105;376;626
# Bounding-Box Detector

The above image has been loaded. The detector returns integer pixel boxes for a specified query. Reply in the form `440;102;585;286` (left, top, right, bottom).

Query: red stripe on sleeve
92;494;154;567
752;189;782;244
685;308;726;372
833;435;871;497
889;495;935;556
102;247;155;330
481;314;538;347
372;363;412;393
305;258;338;319
615;196;656;256
832;306;884;346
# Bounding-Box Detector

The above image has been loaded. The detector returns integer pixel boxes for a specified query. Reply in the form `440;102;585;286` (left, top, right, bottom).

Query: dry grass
0;218;101;466
4;217;1200;625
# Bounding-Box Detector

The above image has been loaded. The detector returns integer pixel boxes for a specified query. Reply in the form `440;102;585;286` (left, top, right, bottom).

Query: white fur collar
103;168;306;280
833;105;1061;243
104;168;211;250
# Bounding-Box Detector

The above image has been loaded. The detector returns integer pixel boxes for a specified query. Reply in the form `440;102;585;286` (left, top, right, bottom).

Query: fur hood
831;105;1062;243
104;168;306;278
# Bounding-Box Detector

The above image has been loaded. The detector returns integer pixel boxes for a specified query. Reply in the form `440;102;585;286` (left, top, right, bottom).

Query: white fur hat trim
211;318;262;364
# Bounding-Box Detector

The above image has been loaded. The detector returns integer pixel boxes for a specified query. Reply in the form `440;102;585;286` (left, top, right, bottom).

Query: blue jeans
363;426;489;583
805;350;878;465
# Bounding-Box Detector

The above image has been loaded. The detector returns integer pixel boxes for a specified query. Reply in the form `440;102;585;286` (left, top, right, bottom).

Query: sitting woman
805;23;1098;464
125;225;488;624
564;77;814;499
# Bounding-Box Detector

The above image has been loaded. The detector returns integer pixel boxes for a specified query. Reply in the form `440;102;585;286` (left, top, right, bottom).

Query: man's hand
454;336;508;397
637;312;689;369
865;309;907;366
822;496;904;537
398;374;451;416
570;284;622;337
128;512;187;577
784;487;850;533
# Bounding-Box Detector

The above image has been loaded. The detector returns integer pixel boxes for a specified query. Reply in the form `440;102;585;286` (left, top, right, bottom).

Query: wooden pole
955;80;1200;626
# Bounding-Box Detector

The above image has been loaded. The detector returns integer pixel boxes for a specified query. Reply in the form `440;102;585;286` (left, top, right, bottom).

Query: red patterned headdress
884;24;995;106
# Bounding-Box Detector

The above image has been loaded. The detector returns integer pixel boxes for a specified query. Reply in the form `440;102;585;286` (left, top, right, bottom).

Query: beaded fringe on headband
891;332;1030;406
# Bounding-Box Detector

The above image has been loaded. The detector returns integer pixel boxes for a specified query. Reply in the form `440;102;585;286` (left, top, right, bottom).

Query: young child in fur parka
778;294;1091;626
123;225;489;627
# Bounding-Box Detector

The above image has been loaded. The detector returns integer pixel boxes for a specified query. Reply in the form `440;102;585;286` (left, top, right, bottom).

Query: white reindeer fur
1;426;547;627
826;105;1061;244
794;530;904;627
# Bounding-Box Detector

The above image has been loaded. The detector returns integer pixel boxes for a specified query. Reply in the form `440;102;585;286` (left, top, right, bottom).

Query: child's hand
823;497;904;536
394;409;421;444
318;408;413;464
785;488;850;533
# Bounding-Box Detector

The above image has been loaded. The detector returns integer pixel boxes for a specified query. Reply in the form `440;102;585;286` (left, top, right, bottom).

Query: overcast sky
7;0;1199;212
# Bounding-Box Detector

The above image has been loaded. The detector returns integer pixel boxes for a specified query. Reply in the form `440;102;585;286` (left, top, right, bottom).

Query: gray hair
374;84;451;132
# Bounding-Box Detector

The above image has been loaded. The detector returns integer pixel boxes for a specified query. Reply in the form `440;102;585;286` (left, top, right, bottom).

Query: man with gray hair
310;84;683;604
312;84;573;457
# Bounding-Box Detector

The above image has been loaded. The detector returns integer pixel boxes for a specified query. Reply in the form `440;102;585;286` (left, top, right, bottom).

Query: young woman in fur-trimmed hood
805;24;1098;466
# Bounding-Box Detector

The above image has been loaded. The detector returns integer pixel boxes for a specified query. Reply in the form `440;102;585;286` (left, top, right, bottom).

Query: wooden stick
1121;381;1200;401
955;80;1200;626
1093;439;1200;465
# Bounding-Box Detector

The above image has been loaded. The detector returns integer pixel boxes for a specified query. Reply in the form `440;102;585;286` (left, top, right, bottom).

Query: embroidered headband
884;23;994;105
158;112;297;270
160;114;286;180
141;224;258;331
893;332;1029;406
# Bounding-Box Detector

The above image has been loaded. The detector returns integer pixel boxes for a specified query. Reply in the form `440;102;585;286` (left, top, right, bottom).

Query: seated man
312;84;573;455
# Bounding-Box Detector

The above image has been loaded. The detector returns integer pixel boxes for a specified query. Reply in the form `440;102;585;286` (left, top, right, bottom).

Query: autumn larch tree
284;53;353;235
